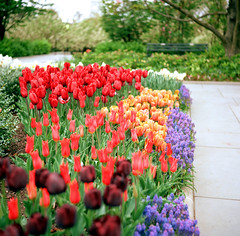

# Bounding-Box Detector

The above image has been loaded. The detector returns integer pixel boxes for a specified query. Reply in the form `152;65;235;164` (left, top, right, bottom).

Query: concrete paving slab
194;147;240;199
195;197;240;236
195;131;240;149
230;104;240;123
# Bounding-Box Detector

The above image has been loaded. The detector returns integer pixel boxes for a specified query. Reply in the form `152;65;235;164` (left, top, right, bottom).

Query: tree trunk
0;18;6;40
224;0;240;57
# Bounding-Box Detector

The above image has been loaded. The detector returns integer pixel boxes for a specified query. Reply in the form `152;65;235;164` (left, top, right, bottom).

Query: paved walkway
184;81;240;236
15;52;73;64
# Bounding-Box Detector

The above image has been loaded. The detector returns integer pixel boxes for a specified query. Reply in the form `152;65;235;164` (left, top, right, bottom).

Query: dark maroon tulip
27;213;48;236
110;172;128;192
45;173;66;195
116;160;131;176
5;223;24;236
7;166;28;192
84;188;102;209
103;184;122;207
89;214;121;236
0;158;10;179
0;229;4;236
80;165;96;183
35;168;50;188
56;204;76;229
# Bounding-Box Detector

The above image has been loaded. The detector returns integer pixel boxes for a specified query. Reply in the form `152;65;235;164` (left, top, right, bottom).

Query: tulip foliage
0;63;196;235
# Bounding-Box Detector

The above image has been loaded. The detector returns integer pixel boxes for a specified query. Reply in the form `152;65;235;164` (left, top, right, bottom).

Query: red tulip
79;125;84;137
106;140;113;154
51;125;60;142
113;80;122;91
8;198;18;220
43;113;49;127
94;96;100;107
143;153;149;169
31;117;37;129
60;161;71;184
35;122;42;136
30;102;35;109
25;135;34;153
74;155;81;172
97;148;108;163
70;179;81;204
131;128;138;142
30;150;42;170
61;87;69;100
117;125;125;141
84;182;94;193
79;97;85;108
26;170;37;200
60;138;70;158
130;110;137;123
29;91;39;105
132;151;144;176
105;120;111;133
161;158;168;173
170;157;178;173
42;140;50;157
40;188;50;208
69;120;75;132
48;108;59;124
67;109;73;120
37;98;43;110
70;133;80;151
150;165;157;179
48;93;58;108
167;143;172;156
102;164;113;185
20;87;28;98
143;70;148;78
91;146;97;159
111;130;120;147
135;82;141;90
145;139;153;153
159;150;166;162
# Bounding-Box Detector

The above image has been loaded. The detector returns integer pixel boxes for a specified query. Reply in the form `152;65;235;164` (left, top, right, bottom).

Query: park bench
147;43;208;56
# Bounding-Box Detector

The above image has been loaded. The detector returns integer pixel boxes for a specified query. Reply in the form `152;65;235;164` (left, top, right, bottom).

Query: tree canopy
0;0;51;40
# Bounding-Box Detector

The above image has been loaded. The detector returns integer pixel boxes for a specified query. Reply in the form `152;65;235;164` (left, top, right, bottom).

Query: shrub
95;41;146;53
0;38;51;57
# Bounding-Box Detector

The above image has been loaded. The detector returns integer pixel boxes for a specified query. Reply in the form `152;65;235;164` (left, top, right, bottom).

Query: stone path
15;52;73;64
184;81;240;236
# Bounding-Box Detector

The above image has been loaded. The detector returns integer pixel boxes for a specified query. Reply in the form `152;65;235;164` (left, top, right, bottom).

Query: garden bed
0;57;199;235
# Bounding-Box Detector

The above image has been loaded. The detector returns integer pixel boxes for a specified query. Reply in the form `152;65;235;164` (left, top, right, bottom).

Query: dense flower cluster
148;69;186;81
135;193;200;236
179;85;192;109
165;108;196;171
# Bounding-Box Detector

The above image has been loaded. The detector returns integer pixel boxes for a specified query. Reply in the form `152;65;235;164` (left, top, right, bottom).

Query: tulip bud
7;166;28;192
7;198;18;220
84;188;102;209
45;173;66;195
35;168;50;188
103;184;122;207
110;172;128;192
4;223;24;236
56;204;76;229
80;165;96;183
116;160;131;177
27;213;48;236
0;157;10;179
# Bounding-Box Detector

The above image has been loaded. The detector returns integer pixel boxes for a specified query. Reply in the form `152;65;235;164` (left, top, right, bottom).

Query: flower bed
0;61;199;235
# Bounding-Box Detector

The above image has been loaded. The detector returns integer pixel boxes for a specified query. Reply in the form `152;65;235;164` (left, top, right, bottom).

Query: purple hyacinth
179;85;192;110
165;108;196;170
135;194;200;236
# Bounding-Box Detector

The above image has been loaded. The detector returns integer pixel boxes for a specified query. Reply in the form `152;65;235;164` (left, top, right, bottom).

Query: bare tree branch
199;11;227;19
143;0;191;22
161;0;227;43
